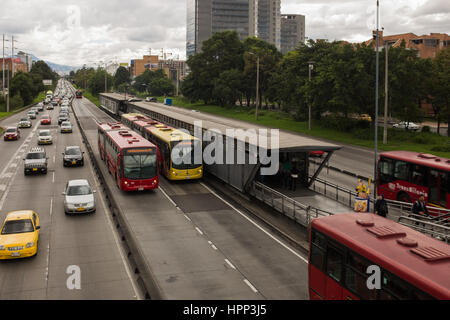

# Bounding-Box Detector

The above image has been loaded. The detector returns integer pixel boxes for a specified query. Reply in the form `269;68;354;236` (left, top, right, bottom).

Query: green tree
114;66;131;88
213;69;243;107
88;69;113;95
429;47;450;136
10;71;35;105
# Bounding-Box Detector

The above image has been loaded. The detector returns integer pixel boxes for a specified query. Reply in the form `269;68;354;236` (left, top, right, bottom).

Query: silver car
60;121;72;133
18;118;32;128
37;129;53;145
27;111;36;119
63;179;96;215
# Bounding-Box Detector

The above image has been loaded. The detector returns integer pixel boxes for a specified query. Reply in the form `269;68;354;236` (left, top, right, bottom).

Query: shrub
421;126;431;133
412;136;428;144
320;116;370;133
10;94;24;110
431;144;450;152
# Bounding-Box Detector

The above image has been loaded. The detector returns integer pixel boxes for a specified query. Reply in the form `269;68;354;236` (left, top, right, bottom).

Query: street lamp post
374;0;380;198
248;52;260;120
383;40;389;145
308;61;315;130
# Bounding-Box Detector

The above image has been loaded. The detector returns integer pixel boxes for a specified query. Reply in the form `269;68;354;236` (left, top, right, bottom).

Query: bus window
379;157;395;184
440;172;449;208
381;271;411;299
344;251;377;300
326;246;343;282
410;164;426;186
394;161;409;181
310;230;326;271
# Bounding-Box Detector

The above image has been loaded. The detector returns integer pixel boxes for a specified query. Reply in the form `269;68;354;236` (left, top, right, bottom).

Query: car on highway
63;179;96;215
0;210;40;260
37;104;44;112
145;97;157;102
128;98;142;102
355;114;372;122
40;115;51;125
46;104;54;110
61;106;70;113
18;118;32;129
31;107;39;114
3;127;21;141
51;100;58;106
60;121;72;133
58;114;69;125
27;110;37;119
37;129;53;145
62;145;84;167
24;147;48;175
393;121;421;131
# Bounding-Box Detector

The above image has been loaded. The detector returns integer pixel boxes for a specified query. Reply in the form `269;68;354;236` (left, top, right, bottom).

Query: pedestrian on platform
374;194;388;217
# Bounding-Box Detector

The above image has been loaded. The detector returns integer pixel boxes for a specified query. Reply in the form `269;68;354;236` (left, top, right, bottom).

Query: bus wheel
397;192;411;203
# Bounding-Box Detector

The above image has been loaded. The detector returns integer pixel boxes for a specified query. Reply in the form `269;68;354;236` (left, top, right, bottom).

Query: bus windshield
123;148;157;180
171;140;202;170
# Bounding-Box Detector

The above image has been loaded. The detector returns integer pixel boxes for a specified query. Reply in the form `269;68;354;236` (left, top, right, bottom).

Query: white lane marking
50;198;53;217
195;227;204;236
86;149;141;300
53;155;55;163
9;163;17;168
52;172;55;183
200;182;309;264
0;185;6;192
243;279;259;293
211;244;218;250
159;186;179;209
184;214;191;222
0;173;12;179
225;259;236;270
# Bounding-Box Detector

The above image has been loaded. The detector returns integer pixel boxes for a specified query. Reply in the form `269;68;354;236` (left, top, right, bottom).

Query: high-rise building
257;0;281;50
186;0;257;57
280;14;305;54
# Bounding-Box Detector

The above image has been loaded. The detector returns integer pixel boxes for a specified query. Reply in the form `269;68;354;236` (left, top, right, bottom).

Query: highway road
0;84;138;299
70;85;310;300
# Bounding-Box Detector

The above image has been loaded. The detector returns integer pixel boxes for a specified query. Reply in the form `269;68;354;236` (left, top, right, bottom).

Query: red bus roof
312;213;450;299
380;151;450;172
106;129;157;150
98;122;129;132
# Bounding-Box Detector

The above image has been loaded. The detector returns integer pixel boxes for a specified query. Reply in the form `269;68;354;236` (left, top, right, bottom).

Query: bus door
429;170;449;208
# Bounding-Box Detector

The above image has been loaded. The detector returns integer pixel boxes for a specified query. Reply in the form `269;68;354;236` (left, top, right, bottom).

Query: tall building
186;0;257;57
17;52;33;72
257;0;281;50
280;14;305;54
130;55;159;78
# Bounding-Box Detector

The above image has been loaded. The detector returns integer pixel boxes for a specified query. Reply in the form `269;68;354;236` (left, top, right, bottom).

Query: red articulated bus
99;124;159;191
309;213;450;300
377;151;450;209
98;122;129;160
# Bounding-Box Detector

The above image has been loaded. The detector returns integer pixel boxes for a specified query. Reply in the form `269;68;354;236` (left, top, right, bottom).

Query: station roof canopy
100;92;342;153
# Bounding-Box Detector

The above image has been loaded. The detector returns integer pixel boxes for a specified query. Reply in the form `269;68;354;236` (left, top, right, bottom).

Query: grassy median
155;96;450;158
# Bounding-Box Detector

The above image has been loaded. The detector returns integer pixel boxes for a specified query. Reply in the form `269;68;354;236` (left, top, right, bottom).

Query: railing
397;215;450;243
250;181;333;227
310;176;450;221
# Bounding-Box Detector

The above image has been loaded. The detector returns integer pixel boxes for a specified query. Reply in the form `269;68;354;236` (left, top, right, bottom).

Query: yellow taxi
356;114;372;122
0;210;40;260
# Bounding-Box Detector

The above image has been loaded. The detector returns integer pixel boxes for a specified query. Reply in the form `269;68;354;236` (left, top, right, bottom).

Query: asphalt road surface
0;97;138;299
71;85;310;300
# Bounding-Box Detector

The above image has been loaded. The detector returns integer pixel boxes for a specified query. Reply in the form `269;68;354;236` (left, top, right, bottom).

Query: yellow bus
120;113;203;181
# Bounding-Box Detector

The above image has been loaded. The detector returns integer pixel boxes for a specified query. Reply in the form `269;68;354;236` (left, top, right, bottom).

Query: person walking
290;163;299;192
412;195;429;217
282;159;292;189
374;194;388;217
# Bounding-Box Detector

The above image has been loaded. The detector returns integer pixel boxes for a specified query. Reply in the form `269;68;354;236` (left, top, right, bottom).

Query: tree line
181;31;450;136
70;65;175;97
0;60;58;111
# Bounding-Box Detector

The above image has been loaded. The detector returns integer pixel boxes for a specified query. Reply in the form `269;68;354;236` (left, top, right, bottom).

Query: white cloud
0;0;448;68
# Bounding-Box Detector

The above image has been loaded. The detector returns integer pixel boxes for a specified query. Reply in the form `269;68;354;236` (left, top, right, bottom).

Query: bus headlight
0;245;5;250
26;242;34;248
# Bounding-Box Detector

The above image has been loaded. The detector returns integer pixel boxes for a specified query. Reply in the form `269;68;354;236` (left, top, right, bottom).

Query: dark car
62;146;84;167
145;97;157;102
58;114;69;125
3;127;20;141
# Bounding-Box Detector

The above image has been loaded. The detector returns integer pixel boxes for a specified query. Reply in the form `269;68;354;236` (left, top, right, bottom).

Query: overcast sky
0;0;449;68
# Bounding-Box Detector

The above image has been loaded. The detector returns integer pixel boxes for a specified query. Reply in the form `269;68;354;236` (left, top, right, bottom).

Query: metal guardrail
310;175;450;219
250;181;333;227
397;216;450;243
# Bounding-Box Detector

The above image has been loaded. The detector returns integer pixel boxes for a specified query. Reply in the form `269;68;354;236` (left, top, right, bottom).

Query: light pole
374;0;380;198
308;61;315;130
6;62;9;112
383;38;389;145
2;35;8;96
248;52;260;120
